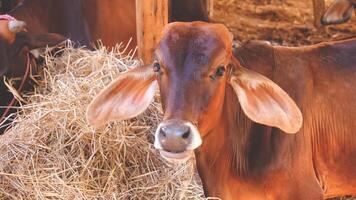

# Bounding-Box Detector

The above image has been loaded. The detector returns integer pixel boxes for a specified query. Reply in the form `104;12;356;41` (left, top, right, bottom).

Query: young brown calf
87;22;356;199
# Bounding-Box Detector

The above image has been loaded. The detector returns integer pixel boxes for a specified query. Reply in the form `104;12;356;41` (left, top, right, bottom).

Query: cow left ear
228;60;303;134
86;65;157;128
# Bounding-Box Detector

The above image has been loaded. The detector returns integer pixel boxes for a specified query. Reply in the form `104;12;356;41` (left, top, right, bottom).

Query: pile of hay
0;42;207;199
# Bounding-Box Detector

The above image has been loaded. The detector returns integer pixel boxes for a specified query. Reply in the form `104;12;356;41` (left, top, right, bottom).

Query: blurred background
213;0;356;45
1;0;355;46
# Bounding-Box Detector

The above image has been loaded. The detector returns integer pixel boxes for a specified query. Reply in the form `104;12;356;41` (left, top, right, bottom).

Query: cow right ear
86;65;157;128
321;0;354;25
228;57;303;134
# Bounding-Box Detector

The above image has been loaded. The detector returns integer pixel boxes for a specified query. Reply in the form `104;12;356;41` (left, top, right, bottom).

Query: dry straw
0;41;211;200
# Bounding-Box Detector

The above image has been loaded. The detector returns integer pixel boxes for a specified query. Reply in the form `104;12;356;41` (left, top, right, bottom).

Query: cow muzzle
154;119;202;162
8;20;26;33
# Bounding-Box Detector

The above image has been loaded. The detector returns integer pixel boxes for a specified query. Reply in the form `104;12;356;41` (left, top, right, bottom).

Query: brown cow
0;0;209;75
0;0;209;133
0;0;209;77
87;22;356;199
321;0;356;25
5;0;209;52
0;16;65;133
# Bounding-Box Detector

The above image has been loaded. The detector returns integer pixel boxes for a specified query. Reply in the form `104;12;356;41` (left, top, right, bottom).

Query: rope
0;53;33;126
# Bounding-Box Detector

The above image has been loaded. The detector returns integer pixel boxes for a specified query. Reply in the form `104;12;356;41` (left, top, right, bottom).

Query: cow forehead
162;22;232;38
158;22;232;50
156;22;233;70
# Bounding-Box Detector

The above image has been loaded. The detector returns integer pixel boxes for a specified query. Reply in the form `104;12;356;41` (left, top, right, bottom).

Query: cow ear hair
86;65;157;128
228;57;303;134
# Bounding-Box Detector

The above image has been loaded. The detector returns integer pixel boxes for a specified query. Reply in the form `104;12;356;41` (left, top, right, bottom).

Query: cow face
87;22;302;163
152;23;232;161
0;19;65;77
321;0;356;25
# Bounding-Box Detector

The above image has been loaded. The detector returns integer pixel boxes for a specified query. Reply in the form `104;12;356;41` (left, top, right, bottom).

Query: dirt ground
213;0;356;46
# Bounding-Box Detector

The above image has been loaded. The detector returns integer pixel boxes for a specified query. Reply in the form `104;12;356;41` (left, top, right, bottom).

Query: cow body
87;22;356;199
197;39;356;199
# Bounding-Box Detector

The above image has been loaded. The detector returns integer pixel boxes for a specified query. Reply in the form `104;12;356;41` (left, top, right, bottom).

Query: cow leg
273;185;324;200
267;171;324;200
312;0;326;29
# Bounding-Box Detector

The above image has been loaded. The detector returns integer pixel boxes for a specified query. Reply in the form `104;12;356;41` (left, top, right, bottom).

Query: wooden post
206;0;214;18
136;0;168;64
312;0;325;30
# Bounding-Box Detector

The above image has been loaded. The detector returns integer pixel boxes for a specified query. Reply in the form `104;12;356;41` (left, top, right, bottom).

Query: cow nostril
158;122;194;153
182;131;190;139
159;123;191;140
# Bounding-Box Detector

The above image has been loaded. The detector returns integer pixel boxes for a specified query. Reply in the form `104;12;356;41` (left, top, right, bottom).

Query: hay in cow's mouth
0;41;208;199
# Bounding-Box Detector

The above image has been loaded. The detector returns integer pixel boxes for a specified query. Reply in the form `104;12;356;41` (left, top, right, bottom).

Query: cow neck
196;82;276;182
225;85;276;176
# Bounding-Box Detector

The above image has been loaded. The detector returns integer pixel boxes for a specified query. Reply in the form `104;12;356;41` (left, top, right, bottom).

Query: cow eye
210;66;226;80
215;66;225;76
153;62;161;72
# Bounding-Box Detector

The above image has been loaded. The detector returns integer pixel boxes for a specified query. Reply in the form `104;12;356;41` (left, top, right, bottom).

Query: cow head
87;22;302;162
0;18;65;77
321;0;356;25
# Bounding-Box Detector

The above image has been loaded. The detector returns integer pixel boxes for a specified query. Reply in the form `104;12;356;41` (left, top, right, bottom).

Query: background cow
5;0;209;50
321;0;356;24
0;0;209;134
0;16;65;133
87;22;356;199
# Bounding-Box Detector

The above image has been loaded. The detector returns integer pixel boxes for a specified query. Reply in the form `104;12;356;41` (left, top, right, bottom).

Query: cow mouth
159;150;194;163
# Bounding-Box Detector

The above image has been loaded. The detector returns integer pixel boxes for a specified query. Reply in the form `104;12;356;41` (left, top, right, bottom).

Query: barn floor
213;0;356;46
